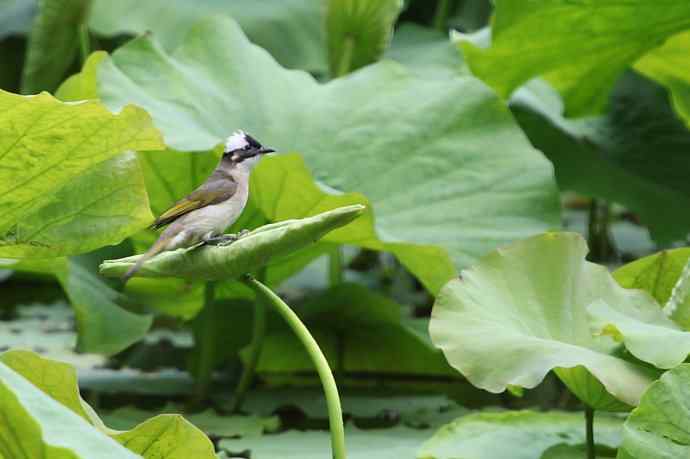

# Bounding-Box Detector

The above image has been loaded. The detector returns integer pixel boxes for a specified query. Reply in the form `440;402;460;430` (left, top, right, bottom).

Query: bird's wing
151;176;238;230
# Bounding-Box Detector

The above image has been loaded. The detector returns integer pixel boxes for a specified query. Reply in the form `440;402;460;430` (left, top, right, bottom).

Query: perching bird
122;131;275;283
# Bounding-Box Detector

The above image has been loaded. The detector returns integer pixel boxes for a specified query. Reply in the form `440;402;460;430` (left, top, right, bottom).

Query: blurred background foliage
1;0;690;457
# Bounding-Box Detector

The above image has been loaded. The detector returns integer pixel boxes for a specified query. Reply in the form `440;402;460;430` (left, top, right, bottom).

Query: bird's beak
259;147;275;155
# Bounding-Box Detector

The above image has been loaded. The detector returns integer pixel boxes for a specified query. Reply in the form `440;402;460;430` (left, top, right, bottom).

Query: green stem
433;0;451;31
334;36;354;78
230;269;268;412
585;406;595;459
191;282;217;404
329;246;344;286
78;23;90;65
243;275;346;459
587;198;616;262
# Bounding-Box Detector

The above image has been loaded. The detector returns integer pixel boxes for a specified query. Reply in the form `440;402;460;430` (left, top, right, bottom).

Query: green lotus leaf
461;0;690;116
88;0;327;73
635;30;690;127
220;424;431;459
510;73;690;243
614;248;690;328
0;89;163;258
429;232;656;407
95;16;560;293
21;0;90;94
326;0;403;76
0;349;216;458
0;350;141;458
418;410;623;459
0;256;152;355
0;0;36;39
99;205;365;280
618;364;690;458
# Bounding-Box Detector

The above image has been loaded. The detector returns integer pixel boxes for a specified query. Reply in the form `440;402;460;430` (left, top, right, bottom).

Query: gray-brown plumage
122;131;274;283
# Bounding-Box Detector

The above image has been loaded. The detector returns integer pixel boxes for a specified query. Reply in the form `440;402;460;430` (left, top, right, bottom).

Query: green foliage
511;74;690;243
21;0;90;94
95;16;560;292
418;411;623;459
619;364;690;458
461;0;690;116
429;232;657;407
88;0;327;73
0;349;215;458
0;89;163;258
326;0;403;76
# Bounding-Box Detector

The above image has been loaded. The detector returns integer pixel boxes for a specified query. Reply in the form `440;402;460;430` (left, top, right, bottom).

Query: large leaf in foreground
89;0;326;73
326;0;403;76
461;0;690;116
99;205;365;280
418;410;623;459
429;232;656;406
0;352;140;459
21;0;90;94
0;349;216;458
97;16;561;291
619;364;690;458
0;90;163;257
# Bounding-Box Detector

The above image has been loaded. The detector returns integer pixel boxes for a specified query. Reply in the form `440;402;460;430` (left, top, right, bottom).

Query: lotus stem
243;274;346;459
585;406;595;459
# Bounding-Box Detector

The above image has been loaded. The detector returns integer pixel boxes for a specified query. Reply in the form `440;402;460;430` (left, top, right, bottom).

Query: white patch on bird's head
224;130;249;153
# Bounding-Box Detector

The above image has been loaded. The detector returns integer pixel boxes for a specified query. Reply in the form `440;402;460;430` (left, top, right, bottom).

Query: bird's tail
121;236;170;284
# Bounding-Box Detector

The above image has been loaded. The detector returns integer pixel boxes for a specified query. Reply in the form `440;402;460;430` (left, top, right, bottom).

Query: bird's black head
223;131;275;164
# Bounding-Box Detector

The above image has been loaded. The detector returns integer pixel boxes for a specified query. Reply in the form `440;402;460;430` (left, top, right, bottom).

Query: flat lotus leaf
418;410;623;459
326;0;403;76
540;443;617;459
0;351;140;459
102;404;279;438
0;302;106;369
96;16;561;293
88;0;327;73
635;30;690;127
0;349;216;458
99;205;365;280
619;364;690;458
0;89;163;258
220;424;432;459
429;232;657;407
0;0;36;38
460;0;690;116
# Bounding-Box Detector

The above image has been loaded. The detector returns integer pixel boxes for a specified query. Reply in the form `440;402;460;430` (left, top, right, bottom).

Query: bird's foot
204;230;250;247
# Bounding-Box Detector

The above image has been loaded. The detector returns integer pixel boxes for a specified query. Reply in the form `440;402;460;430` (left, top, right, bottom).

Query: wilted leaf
99;205;365;280
0;90;163;258
619;364;690;458
326;0;403;76
418;410;623;459
88;0;327;73
429;232;656;407
96;16;560;293
461;0;690;116
21;0;90;94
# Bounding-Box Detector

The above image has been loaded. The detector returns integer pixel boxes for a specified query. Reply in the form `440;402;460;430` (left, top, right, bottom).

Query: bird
121;130;275;283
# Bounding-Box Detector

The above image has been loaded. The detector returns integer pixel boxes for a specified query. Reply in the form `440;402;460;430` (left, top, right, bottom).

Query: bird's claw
204;230;250;247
